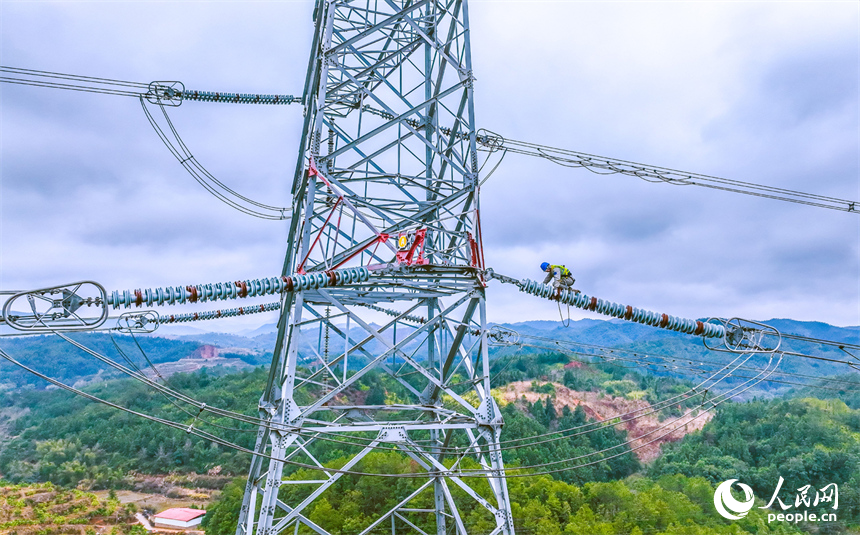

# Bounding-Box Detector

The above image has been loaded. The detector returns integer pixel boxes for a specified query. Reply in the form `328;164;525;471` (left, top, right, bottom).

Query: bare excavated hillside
497;381;711;463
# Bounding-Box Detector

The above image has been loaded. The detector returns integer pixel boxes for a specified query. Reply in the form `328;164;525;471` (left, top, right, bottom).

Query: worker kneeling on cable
540;262;579;294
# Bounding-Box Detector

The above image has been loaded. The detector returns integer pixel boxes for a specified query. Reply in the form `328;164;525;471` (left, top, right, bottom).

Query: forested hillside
1;355;658;489
650;397;860;529
0;334;206;388
2;317;855;400
204;473;803;535
2;327;859;534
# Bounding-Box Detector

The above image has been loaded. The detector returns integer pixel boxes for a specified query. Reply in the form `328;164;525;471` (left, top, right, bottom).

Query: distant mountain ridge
159;317;860;353
1;317;856;394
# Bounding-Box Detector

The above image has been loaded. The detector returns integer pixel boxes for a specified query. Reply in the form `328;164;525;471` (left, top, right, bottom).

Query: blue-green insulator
516;276;726;339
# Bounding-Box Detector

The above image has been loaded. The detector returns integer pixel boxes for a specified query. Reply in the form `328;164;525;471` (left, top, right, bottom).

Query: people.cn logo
714;479;756;520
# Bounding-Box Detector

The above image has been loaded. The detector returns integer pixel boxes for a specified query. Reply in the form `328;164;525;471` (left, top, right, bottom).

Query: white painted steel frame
237;1;514;534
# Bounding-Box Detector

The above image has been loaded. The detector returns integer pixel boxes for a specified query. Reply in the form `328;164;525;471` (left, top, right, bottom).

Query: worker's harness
550;264;572;278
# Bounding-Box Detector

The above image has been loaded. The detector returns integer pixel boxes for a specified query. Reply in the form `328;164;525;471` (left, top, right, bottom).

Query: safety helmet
540;262;550;271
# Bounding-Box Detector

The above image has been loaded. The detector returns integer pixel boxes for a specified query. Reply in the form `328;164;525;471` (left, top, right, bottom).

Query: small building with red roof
151;507;207;529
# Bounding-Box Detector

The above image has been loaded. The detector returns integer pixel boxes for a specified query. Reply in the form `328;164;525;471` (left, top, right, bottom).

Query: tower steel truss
236;1;515;534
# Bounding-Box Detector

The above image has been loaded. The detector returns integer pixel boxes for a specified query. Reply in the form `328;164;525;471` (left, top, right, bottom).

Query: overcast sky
1;1;858;334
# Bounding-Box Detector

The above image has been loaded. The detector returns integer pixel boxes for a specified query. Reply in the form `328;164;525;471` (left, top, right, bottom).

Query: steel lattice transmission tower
237;1;515;533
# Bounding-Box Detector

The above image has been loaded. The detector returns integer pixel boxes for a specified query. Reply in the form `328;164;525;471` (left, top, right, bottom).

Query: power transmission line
4;66;855;216
476;131;859;214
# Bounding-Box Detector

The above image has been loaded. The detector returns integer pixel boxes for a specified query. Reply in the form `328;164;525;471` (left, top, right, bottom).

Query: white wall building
151;507;207;529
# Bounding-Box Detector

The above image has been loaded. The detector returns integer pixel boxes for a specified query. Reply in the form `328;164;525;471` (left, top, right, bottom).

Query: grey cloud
702;42;858;146
2;2;858;330
762;48;858;124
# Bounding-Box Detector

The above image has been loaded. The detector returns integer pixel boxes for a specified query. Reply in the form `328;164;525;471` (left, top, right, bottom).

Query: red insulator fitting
134;289;143;307
694;321;705;335
660;314;669;328
238;307;245;315
282;276;294;292
625;305;633;320
186;286;198;303
326;270;338;286
193;313;199;320
235;280;248;298
588;297;598;311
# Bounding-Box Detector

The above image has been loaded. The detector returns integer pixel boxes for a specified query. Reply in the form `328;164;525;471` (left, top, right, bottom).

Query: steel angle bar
328;70;470;178
313;403;466;419
278;415;352;468
308;186;471;271
323;79;467;170
273;501;330;535
271;440;381;532
403;440;500;517
299;308;434;408
301;423;479;433
300;289;474;415
383;1;466;76
329;2;431;58
312;167;401;243
325;120;421;198
356;480;435;535
426;297;478;402
295;298;426;395
325;38;425;104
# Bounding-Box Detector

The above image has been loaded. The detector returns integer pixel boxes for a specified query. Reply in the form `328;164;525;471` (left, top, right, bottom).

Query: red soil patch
497;381;711;463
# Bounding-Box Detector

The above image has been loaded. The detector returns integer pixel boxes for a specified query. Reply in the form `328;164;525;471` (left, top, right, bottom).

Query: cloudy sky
1;1;858;334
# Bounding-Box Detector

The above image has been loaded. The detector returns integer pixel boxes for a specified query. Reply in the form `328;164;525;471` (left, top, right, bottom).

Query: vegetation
493;351;703;419
0;357;643;490
0;481;143;535
651;397;860;530
0;333;204;389
0;368;269;485
785;374;860;410
204;471;804;535
2;338;859;534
